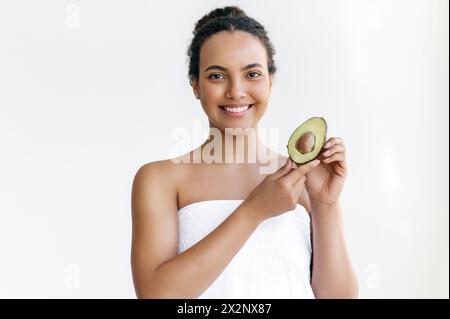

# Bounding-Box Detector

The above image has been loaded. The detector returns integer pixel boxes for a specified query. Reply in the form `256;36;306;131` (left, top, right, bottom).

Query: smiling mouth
219;104;255;113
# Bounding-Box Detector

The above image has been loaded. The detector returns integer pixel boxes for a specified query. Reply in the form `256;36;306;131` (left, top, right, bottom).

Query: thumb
271;157;292;179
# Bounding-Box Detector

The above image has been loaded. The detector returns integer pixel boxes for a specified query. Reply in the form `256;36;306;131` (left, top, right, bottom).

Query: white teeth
223;105;250;113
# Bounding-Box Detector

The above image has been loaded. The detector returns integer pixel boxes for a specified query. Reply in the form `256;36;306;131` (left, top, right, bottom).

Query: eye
248;71;262;79
208;73;225;80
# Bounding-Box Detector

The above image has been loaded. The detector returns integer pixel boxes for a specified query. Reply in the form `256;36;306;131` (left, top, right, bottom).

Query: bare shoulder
131;158;187;213
133;156;187;190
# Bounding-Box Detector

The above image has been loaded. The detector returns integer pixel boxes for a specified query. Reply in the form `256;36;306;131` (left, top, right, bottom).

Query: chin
220;122;257;134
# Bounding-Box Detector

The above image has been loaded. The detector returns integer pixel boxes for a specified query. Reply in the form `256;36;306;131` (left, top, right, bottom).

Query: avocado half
287;117;327;164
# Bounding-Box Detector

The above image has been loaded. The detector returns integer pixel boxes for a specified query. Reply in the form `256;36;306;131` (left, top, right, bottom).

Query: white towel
177;199;315;299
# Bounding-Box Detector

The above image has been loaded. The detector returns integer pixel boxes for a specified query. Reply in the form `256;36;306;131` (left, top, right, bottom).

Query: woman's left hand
299;137;348;205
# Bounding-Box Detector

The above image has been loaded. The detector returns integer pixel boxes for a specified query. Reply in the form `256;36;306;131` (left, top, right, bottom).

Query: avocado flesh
287;117;327;164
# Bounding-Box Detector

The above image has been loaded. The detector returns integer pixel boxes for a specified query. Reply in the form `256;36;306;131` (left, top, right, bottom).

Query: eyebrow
204;63;263;72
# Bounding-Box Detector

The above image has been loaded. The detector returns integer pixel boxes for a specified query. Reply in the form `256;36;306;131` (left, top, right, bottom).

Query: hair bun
194;6;247;34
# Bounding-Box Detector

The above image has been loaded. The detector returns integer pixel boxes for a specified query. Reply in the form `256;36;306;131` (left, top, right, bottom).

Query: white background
0;0;448;298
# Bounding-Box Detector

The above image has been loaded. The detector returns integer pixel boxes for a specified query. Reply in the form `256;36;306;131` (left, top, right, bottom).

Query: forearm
310;200;358;298
141;200;261;298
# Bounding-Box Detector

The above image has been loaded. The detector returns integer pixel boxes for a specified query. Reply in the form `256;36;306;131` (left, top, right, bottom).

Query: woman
131;6;358;299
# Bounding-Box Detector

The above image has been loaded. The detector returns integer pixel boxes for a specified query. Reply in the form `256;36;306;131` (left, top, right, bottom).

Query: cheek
252;80;270;99
251;82;270;114
201;83;224;104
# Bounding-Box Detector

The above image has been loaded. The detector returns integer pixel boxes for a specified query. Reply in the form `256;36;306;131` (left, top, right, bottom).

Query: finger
270;157;293;179
322;144;345;158
322;152;345;163
324;137;344;149
293;175;306;195
282;159;320;185
291;161;298;169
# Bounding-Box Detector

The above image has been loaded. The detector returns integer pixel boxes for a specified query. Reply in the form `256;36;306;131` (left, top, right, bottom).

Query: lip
219;104;254;117
220;103;254;108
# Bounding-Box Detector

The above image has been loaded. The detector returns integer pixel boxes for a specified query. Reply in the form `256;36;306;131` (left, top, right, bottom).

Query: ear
269;74;273;96
191;78;200;100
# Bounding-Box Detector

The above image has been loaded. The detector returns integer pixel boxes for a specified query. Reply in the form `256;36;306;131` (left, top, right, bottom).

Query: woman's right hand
244;158;321;222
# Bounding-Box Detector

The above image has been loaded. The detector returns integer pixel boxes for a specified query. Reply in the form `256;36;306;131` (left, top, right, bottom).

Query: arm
309;199;359;298
131;162;262;299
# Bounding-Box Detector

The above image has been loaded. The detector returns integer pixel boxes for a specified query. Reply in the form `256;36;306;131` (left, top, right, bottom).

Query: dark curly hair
187;6;277;85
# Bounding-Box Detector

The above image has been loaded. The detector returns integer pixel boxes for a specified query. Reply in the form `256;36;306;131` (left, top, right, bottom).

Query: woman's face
191;30;272;132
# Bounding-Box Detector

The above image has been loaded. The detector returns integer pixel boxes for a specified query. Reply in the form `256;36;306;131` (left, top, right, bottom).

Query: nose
225;78;246;99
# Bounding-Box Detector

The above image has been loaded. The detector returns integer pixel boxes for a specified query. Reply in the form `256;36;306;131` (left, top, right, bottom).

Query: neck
196;125;270;164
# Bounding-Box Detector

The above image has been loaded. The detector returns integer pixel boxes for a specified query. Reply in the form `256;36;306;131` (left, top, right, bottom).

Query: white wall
0;0;448;298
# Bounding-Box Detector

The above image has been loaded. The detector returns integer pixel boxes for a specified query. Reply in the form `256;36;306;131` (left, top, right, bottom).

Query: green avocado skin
287;117;327;165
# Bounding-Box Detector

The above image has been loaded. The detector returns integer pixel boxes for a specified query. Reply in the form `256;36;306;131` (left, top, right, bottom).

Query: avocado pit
295;131;316;154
